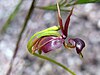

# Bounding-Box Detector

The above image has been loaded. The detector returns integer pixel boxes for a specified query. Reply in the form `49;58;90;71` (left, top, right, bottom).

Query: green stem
35;6;70;11
33;53;76;75
0;0;23;34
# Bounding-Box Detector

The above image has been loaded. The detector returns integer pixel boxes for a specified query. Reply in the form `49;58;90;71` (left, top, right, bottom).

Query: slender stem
6;0;36;75
33;53;76;75
0;0;23;34
35;6;70;11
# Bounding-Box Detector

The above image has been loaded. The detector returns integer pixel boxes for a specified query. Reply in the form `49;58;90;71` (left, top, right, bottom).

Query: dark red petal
38;36;64;53
64;7;74;37
57;3;64;35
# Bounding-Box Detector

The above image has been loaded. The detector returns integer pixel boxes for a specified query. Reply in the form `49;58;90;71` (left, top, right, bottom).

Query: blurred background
0;0;100;75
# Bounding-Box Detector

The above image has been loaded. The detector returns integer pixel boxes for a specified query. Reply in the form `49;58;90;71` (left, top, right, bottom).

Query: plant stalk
33;53;76;75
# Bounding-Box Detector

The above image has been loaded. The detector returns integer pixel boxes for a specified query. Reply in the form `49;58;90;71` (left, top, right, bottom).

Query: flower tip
79;53;83;58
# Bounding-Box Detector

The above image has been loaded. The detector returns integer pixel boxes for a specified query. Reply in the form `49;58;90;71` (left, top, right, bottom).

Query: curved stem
33;53;76;75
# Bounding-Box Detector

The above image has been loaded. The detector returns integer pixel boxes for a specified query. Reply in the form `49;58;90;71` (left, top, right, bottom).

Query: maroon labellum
37;36;64;53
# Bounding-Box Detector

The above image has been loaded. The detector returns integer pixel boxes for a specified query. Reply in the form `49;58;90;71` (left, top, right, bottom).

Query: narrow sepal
64;7;74;37
57;3;64;35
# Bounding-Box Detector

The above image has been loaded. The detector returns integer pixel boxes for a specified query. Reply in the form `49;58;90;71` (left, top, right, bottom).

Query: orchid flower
27;3;85;58
56;3;85;58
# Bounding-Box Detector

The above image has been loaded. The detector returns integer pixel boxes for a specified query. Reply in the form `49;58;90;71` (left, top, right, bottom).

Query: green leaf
35;5;70;11
35;0;100;11
0;0;23;34
76;0;100;4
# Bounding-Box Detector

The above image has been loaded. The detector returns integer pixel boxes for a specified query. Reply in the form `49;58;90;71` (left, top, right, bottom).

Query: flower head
27;3;85;57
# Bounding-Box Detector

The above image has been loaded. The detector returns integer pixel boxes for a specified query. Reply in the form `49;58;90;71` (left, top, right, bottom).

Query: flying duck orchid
27;3;85;58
